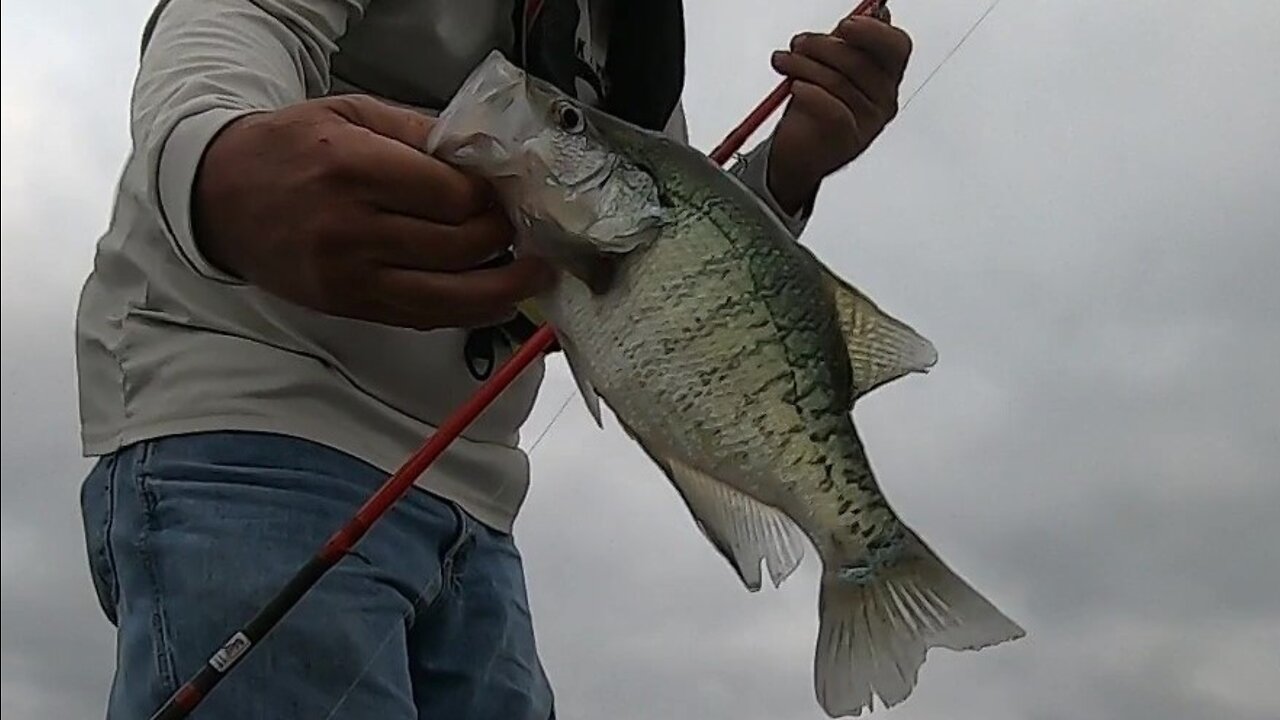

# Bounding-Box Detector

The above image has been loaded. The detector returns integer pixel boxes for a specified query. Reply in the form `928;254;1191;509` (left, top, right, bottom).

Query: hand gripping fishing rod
149;2;883;717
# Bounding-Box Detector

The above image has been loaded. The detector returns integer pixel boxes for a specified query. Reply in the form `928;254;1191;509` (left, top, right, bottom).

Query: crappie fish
427;51;1024;716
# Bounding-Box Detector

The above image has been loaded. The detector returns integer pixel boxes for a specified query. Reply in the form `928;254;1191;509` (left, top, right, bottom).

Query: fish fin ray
793;244;939;401
662;456;807;591
814;531;1024;717
830;279;938;401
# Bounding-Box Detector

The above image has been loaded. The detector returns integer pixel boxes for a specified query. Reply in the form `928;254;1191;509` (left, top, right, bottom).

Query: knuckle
456;181;488;214
812;88;855;128
467;213;513;250
837;113;861;143
318;143;362;185
899;31;914;58
794;32;825;54
431;172;483;219
497;269;540;303
838;78;863;108
323;94;371;116
836;18;861;40
792;81;825;106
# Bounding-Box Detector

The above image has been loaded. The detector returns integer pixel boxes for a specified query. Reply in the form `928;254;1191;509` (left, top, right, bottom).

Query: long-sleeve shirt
75;0;809;533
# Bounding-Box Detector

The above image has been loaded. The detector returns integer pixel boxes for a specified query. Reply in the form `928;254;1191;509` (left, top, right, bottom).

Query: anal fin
663;456;807;591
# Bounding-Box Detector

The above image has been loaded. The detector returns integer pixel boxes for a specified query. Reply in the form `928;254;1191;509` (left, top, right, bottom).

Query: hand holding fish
192;95;555;329
768;13;913;213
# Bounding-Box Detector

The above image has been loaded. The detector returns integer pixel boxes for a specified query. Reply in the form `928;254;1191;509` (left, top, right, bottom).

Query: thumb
325;94;437;151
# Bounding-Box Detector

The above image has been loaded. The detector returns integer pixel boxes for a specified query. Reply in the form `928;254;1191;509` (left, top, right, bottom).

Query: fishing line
320;589;427;719
899;0;1003;113
527;388;576;454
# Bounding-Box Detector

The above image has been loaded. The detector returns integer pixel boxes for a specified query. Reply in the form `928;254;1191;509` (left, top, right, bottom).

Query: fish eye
554;102;585;133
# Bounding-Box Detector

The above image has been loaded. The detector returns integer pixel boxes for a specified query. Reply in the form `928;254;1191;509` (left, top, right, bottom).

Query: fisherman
74;1;913;717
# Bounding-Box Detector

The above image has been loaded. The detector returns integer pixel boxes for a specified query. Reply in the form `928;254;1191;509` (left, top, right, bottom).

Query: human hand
192;95;556;330
766;10;913;214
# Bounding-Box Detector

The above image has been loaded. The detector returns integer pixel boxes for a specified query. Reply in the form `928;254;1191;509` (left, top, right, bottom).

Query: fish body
428;51;1024;717
548;129;899;561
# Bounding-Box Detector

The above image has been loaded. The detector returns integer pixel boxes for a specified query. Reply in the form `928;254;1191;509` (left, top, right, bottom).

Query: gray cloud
3;1;1278;719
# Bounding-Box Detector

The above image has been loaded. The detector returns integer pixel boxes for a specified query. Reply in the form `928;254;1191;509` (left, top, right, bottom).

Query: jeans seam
441;502;475;595
408;500;474;627
101;453;121;617
85;454;122;623
132;440;180;696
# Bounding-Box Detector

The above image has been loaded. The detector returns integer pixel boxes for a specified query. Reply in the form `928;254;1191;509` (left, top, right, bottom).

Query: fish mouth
425;51;541;177
426;49;666;264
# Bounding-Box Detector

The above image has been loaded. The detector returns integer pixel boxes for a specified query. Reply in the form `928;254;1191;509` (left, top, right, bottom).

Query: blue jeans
79;431;554;719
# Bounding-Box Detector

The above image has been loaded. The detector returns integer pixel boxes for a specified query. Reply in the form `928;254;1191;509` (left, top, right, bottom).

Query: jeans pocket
80;455;120;625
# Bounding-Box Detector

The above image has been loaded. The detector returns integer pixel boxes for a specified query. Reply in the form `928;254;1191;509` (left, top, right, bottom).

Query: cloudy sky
3;0;1278;718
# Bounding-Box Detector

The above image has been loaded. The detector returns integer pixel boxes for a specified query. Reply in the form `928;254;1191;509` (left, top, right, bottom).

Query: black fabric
520;0;686;132
601;0;685;132
461;249;558;375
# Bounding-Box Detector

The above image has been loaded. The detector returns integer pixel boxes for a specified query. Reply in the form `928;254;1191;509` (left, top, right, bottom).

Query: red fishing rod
710;0;886;163
149;2;883;717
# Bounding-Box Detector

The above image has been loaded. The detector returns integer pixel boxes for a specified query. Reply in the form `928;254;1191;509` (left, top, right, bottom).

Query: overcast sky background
3;1;1278;718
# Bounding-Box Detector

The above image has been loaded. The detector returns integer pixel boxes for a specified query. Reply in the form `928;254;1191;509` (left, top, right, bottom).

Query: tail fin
814;533;1024;717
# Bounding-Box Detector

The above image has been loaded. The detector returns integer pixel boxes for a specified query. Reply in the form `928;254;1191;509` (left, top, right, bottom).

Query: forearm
728;135;815;236
133;0;369;281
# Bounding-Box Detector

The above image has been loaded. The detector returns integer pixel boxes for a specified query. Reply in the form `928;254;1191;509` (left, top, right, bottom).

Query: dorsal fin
828;274;939;401
794;243;939;401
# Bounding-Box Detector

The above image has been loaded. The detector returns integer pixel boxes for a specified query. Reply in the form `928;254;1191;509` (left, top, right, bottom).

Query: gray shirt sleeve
135;0;372;283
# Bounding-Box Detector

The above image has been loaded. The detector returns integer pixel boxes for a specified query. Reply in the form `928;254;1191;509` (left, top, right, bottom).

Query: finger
846;0;891;23
326;94;435;151
373;258;558;329
326;97;494;223
371;209;516;272
791;33;899;110
834;16;912;77
772;50;876;127
353;141;494;223
787;80;870;148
